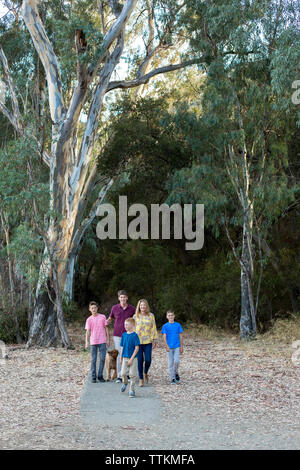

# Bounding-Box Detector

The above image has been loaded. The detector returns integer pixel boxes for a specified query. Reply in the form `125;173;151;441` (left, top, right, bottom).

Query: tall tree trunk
27;278;59;347
26;214;75;347
27;171;113;347
27;257;71;348
226;120;257;340
240;218;256;339
27;242;74;347
235;96;257;340
0;210;15;305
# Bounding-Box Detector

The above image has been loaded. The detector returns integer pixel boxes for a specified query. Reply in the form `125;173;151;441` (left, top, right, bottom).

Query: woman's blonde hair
135;299;151;317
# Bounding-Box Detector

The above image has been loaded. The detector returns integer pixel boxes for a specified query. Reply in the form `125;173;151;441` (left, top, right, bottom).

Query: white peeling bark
226;108;257;340
240;201;256;339
94;0;137;72
21;0;65;123
0;45;22;128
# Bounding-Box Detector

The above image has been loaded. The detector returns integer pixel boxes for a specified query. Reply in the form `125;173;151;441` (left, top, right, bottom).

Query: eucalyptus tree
168;0;300;339
0;0;199;346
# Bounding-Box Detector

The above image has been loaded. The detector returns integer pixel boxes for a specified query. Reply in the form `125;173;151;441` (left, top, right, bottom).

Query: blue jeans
90;343;106;379
167;347;180;381
137;343;152;379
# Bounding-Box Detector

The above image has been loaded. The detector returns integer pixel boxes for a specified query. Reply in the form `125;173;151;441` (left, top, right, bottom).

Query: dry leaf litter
0;323;299;449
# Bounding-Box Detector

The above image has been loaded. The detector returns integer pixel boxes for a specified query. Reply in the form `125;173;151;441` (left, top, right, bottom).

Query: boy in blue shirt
120;317;140;397
161;311;183;384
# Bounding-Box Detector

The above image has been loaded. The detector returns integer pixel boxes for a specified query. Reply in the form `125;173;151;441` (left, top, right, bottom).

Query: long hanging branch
21;0;65;124
70;32;125;199
0;45;22;128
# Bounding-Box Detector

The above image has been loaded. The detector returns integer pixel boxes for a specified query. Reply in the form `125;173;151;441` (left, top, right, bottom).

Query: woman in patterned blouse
133;299;158;387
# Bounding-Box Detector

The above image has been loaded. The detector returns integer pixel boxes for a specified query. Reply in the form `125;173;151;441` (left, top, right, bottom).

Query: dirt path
0;326;299;449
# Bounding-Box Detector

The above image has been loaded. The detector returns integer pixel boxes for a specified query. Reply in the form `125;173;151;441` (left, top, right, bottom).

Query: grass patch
183;322;237;341
262;314;300;344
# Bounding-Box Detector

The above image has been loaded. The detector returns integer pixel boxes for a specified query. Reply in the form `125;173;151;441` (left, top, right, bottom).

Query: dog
105;348;118;381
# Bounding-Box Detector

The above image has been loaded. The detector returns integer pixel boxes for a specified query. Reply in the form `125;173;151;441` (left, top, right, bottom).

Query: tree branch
97;1;106;35
70;33;124;202
0;100;50;166
0;54;50;167
106;59;201;92
0;100;20;131
59;30;89;144
0;45;22;129
0;49;50;167
133;1;187;97
89;0;138;79
102;0;137;51
61;0;136;147
21;0;65;124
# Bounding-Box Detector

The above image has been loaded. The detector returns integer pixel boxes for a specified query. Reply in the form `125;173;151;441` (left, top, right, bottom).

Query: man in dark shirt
107;290;135;382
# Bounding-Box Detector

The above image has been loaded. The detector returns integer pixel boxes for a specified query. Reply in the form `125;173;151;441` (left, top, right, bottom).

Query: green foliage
8;223;44;287
54;8;104;86
62;297;82;324
0;135;49;228
0;137;49;215
166;0;300;244
155;251;241;328
0;134;49;336
98;94;192;203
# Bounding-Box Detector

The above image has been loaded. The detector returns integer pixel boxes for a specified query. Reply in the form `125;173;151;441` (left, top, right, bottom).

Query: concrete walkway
80;369;162;426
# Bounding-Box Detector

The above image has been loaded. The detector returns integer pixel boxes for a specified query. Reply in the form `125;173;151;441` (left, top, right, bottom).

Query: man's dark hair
118;290;128;297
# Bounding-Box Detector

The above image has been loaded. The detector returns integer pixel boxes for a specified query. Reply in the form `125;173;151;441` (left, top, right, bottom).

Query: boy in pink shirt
85;301;110;383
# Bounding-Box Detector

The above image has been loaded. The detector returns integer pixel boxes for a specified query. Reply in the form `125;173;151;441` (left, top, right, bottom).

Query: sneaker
92;378;97;383
98;376;105;383
175;374;180;383
121;383;127;393
115;378;122;383
171;379;176;385
129;390;135;398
